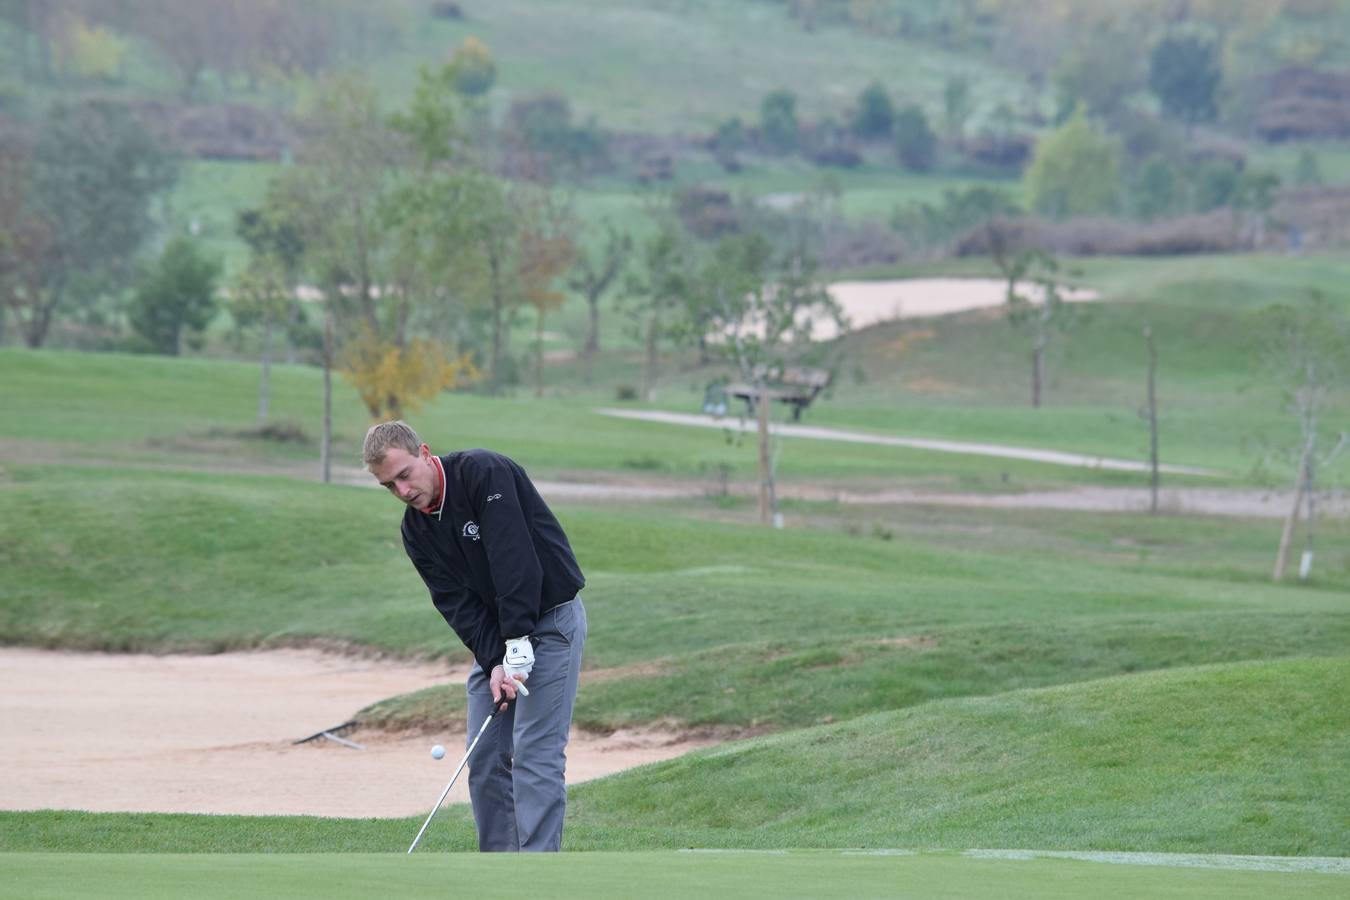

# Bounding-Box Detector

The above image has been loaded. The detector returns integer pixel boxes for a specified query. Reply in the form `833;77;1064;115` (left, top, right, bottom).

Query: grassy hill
3;461;1347;733
6;659;1345;856
566;658;1349;855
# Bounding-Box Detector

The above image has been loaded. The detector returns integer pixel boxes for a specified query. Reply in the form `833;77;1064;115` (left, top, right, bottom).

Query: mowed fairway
4;851;1346;900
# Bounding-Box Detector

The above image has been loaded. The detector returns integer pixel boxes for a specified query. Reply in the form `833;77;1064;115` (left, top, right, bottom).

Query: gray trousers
465;596;587;852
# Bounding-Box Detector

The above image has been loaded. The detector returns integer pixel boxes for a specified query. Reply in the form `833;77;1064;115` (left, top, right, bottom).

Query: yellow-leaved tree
342;329;480;420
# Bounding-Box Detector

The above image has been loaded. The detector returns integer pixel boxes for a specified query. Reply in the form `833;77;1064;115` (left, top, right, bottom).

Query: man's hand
490;665;528;711
504;637;534;679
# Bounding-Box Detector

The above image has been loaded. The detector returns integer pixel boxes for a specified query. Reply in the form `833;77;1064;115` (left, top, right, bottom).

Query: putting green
4;850;1344;899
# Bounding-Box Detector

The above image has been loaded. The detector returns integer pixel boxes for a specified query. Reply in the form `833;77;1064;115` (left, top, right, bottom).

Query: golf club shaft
407;710;496;853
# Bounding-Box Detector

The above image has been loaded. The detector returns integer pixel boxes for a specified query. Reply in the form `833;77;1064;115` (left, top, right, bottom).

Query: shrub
759;89;800;154
851;81;894;139
893;105;936;172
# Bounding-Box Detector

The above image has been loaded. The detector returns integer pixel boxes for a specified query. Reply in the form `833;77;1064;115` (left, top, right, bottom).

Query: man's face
370;444;438;509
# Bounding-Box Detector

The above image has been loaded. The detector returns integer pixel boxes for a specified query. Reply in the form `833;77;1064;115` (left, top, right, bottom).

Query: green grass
1;348;1222;488
566;659;1350;855
3;465;1347;734
5;661;1347;859
372;0;1037;134
4;851;1343;900
167;161;280;275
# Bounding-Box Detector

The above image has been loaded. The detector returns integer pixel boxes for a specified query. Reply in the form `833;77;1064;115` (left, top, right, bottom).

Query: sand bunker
0;648;716;818
820;278;1100;340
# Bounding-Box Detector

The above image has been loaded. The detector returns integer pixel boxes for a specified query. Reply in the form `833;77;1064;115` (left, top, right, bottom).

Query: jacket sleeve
403;526;504;672
461;451;543;640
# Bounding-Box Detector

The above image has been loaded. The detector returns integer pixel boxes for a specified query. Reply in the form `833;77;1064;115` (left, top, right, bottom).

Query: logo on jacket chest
461;520;480;541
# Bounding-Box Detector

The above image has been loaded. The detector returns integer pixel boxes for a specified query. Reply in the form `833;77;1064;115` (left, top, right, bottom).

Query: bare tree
989;229;1074;408
689;232;844;525
1143;324;1161;514
1263;296;1349;582
566;220;631;381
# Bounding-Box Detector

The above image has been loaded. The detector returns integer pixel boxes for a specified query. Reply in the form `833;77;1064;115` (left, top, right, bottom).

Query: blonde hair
363;421;422;467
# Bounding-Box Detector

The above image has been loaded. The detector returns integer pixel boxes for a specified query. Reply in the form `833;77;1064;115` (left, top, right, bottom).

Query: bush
893;105;936;172
710;116;748;171
126;238;221;355
1025;107;1120;219
954;213;1243;257
962;131;1033;172
893;185;1022;246
759;89;800;154
1150;30;1221;125
851;81;894;139
430;2;464;19
503;93;610;178
1255;66;1350;141
675;185;740;240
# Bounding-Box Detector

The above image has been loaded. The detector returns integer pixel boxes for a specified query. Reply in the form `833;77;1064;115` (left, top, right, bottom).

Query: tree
759;89;800;154
274;73;399;473
517;193;577;399
231;200;307;420
711;116;748;172
566;220;631;379
1024;106;1119;219
687;231;845;525
1261;296;1349;582
1232;169;1281;248
1132;155;1181;221
1051;22;1141;121
340;329;477;420
1149;31;1221;127
1295;150;1323;187
893;104;937;172
623;220;691;402
502;93;608;180
228;255;291;423
891;185;1020;250
988;232;1074;408
448;36;495;97
0;100;176;348
851;81;894;139
941;75;973;147
127;237;221;355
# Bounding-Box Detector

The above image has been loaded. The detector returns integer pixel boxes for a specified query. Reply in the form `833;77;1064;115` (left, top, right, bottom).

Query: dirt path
0;648;717;818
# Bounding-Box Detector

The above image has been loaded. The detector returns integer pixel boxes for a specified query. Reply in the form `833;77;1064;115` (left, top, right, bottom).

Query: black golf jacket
400;449;585;673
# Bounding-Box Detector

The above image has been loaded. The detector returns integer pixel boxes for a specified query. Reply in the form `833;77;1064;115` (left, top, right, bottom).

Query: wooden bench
724;365;832;421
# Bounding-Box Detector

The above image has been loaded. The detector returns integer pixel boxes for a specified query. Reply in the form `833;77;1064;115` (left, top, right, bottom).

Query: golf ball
431;744;445;760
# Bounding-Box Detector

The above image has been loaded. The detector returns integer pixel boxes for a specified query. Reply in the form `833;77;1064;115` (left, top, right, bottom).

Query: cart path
594;408;1217;476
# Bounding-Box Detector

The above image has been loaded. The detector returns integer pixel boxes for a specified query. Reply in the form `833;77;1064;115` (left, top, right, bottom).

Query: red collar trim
419;454;446;517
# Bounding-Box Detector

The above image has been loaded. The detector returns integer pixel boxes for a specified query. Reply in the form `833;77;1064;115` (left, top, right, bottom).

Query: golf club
407;692;520;853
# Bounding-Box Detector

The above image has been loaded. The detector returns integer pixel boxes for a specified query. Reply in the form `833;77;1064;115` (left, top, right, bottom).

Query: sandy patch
824;278;1100;339
0;648;717;818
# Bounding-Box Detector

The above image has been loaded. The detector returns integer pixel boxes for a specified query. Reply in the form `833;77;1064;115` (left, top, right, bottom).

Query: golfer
363;421;587;852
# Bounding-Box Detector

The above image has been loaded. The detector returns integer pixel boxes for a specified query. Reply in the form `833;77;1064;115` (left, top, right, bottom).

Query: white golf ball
431;744;445;760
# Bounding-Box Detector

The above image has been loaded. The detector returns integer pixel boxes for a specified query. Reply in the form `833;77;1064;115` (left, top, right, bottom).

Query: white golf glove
504;637;534;681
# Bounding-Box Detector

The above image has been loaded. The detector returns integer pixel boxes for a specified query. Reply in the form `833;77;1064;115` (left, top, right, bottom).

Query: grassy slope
566;659;1350;855
5;660;1346;857
2;465;1346;733
376;0;1033;133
